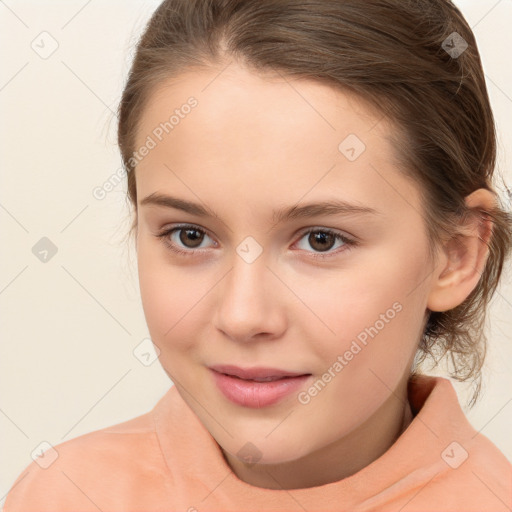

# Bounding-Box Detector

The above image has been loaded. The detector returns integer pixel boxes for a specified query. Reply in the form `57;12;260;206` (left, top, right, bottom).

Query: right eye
155;224;216;256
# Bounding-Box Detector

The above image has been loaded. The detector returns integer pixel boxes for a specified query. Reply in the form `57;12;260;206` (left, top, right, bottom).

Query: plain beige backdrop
1;0;511;506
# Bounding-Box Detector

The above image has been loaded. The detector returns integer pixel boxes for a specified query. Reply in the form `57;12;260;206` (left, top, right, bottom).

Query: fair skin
133;63;494;490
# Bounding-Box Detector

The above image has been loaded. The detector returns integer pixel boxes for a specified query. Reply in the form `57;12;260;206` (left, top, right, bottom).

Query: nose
213;250;287;343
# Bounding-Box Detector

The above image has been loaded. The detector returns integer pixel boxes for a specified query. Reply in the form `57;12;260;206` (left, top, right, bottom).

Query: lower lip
210;370;312;408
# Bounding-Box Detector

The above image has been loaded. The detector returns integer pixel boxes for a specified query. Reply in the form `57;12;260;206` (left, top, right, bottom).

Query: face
134;64;434;466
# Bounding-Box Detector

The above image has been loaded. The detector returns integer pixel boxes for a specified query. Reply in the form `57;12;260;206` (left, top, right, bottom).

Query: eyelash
155;224;358;260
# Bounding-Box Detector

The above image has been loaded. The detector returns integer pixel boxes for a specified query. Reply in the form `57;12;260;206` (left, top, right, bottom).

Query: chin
224;436;310;467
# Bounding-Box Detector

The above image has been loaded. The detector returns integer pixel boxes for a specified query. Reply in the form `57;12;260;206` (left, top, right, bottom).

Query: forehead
137;64;384;153
134;64;421;221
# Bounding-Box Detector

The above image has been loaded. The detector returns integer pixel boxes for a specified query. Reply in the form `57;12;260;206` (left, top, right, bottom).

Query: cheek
137;239;214;352
137;240;188;341
304;244;428;390
298;254;421;348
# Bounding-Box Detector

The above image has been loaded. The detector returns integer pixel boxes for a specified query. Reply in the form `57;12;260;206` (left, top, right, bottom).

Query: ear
427;188;495;312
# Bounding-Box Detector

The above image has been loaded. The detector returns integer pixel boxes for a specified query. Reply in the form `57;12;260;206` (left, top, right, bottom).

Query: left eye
156;225;357;259
294;228;353;255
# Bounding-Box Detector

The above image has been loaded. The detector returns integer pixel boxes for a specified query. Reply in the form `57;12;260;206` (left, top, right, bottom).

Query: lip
209;366;312;408
209;364;309;380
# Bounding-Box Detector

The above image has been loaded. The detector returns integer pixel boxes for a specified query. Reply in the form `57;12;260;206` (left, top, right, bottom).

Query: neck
222;376;413;490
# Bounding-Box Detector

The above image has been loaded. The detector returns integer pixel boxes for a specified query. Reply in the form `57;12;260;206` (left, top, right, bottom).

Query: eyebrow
140;192;380;224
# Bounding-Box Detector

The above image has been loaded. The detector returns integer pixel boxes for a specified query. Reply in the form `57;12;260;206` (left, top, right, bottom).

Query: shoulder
4;410;171;511
404;375;512;511
425;432;512;511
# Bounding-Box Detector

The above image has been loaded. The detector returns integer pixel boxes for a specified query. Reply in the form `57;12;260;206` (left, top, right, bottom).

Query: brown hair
117;0;512;407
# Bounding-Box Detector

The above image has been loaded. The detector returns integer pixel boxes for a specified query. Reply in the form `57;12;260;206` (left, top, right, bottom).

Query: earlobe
427;188;495;313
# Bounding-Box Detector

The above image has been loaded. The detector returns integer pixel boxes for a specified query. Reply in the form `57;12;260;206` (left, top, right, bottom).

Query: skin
133;63;495;490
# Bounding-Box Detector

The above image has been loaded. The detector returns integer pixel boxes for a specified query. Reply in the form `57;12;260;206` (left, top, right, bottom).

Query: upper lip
210;364;310;380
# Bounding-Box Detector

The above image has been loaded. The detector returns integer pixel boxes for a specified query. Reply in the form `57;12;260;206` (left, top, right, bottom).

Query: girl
5;0;512;510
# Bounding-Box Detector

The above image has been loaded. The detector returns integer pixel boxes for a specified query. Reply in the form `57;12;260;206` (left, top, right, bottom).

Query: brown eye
307;231;336;252
156;224;214;256
178;228;205;248
294;228;357;260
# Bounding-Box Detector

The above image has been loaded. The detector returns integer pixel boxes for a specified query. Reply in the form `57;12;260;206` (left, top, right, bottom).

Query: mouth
209;365;313;408
221;374;300;382
209;364;311;381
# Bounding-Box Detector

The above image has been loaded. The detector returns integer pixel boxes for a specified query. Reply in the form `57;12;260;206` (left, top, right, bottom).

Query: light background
1;0;511;505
